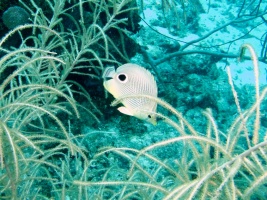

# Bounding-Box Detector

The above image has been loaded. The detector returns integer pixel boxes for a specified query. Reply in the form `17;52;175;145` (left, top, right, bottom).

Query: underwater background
0;0;267;199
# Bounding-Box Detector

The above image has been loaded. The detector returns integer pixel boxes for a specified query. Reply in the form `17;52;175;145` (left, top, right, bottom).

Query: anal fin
118;107;133;116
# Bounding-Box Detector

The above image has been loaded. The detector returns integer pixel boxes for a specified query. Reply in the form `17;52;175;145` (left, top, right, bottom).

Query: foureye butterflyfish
102;63;158;124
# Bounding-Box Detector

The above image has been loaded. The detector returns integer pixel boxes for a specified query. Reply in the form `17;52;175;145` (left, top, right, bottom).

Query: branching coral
0;0;138;198
1;0;266;199
74;44;267;199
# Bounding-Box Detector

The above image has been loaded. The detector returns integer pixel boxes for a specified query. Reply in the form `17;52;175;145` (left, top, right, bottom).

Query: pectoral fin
118;107;133;116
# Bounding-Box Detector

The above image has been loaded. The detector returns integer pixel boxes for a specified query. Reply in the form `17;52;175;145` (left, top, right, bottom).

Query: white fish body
102;63;158;124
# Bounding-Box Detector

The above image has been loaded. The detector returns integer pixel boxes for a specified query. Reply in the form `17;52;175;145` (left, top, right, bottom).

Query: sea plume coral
0;0;137;198
74;44;267;199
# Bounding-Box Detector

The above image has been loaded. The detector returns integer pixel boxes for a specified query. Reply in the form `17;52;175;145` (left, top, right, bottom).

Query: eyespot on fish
102;63;158;125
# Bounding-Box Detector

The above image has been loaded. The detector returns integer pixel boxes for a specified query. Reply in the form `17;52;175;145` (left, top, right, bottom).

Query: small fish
102;63;158;124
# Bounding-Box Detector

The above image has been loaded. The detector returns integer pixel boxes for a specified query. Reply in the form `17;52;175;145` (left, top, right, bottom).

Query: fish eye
148;115;151;118
117;73;128;83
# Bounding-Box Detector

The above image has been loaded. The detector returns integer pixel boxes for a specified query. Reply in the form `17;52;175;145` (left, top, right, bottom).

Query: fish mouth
102;66;116;79
104;77;113;81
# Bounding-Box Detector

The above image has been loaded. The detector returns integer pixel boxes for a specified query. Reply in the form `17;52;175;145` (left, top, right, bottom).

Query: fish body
102;63;158;124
